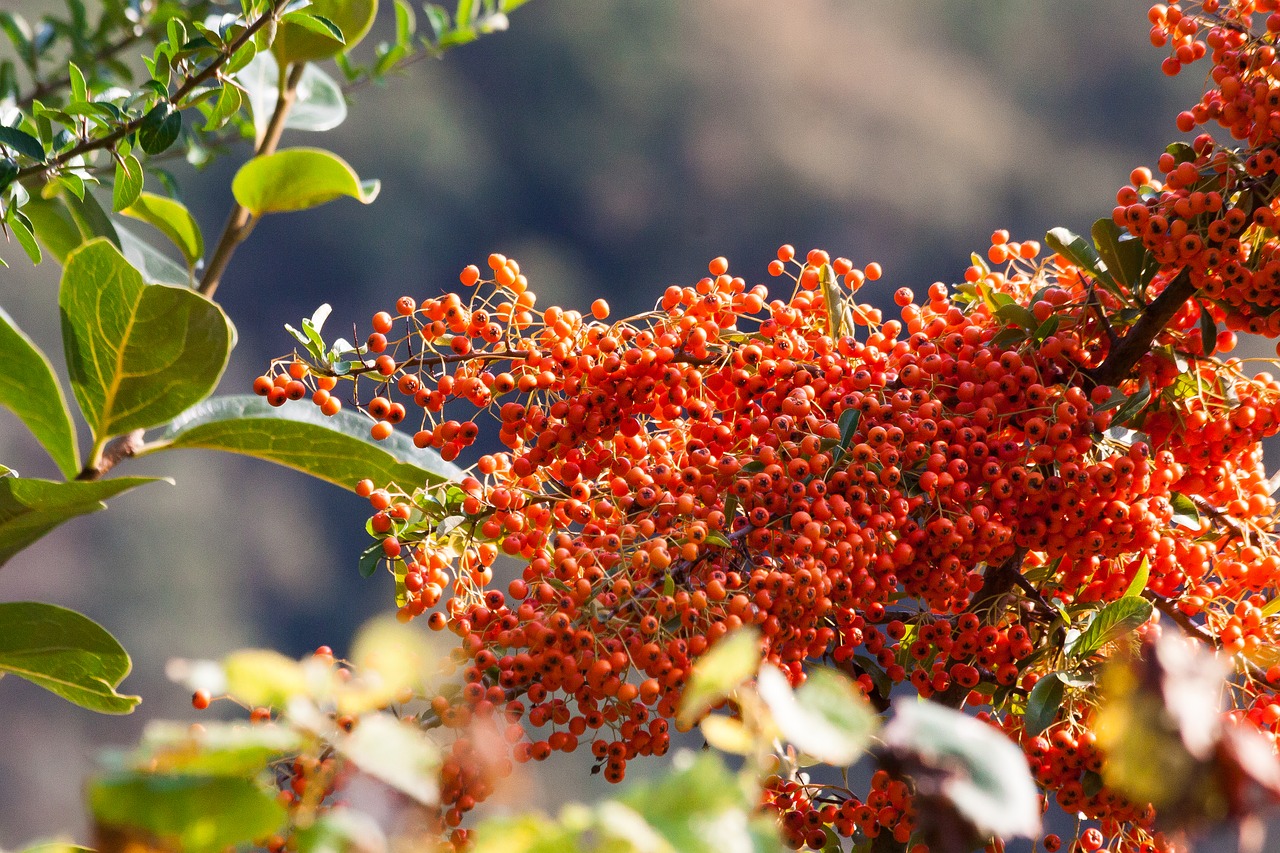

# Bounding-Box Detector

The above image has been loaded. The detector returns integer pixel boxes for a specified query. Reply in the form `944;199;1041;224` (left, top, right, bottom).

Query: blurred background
0;0;1222;843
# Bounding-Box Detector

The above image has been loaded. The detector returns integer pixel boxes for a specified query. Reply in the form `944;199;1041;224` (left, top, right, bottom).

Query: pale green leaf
0;601;139;713
59;239;234;440
232;147;378;216
0;307;79;477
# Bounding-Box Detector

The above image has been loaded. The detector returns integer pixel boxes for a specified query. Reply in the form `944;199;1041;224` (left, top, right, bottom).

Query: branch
198;60;306;297
16;26;150;111
75;429;145;481
15;2;284;183
1085;267;1195;389
1149;594;1268;682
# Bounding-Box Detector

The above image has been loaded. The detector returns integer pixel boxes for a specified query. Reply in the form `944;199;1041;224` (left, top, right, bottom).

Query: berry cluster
255;2;1280;850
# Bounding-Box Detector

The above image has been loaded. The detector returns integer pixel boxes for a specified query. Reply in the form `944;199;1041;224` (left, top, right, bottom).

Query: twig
198;60;306;297
15;2;284;183
75;429;145;481
16;24;151;110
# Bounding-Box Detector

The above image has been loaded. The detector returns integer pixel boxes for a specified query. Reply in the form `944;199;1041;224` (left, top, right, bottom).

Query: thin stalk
198;60;306;297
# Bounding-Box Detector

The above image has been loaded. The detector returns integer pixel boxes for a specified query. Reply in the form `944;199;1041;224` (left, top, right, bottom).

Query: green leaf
0;156;17;192
0;476;162;567
295;810;386;853
222;649;309;707
757;664;877;764
6;207;40;265
1066;597;1154;659
883;698;1040;840
1023;672;1064;736
394;0;416;43
0;124;45;162
273;0;377;63
21;196;85;262
1198;300;1217;357
61;187;120;248
60;239;234;440
994;302;1037;330
1092;217;1152;290
112;152;143;213
1045;226;1116;291
90;774;286;853
830;406;860;466
117;223;191;286
232;147;379;216
1169;492;1200;529
677;627;760;727
130;720;303;776
138;102;182;155
280;11;346;43
0;601;139;713
121;192;204;266
1123;554;1150;599
0;307;80;478
1110;379;1151;427
158;395;463;490
621;752;782;853
203;82;242;132
334;713;440;804
358;540;382;578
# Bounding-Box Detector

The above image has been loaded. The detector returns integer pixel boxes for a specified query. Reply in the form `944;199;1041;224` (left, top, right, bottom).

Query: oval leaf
232;147;379;216
1023;672;1065;737
90;774;286;853
138;102;182;155
334;713;440;804
677;627;761;728
1092;217;1152;289
1045;226;1114;289
1066;596;1154;659
121;191;204;266
0;476;163;567
0;307;80;478
0;124;46;162
0;601;139;713
59;239;234;440
223;649;309;708
112;153;143;213
273;0;377;63
757;664;876;765
131;720;303;776
158;395;462;489
883;698;1041;840
238;53;347;147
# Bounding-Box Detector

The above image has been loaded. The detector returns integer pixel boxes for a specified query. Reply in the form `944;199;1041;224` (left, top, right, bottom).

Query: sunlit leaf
0;601;139;713
121;192;203;266
757;664;876;765
232;147;379;216
90;774;285;853
1066;597;1153;659
0;476;162;568
882;699;1040;841
677;627;761;728
60;240;234;440
0;307;79;478
158;395;462;490
273;0;377;63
